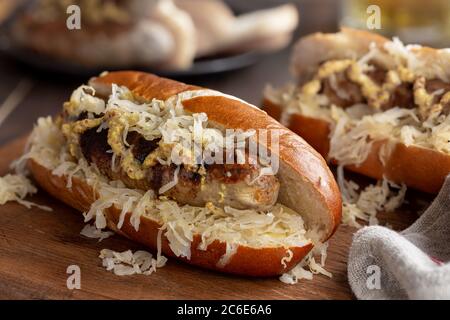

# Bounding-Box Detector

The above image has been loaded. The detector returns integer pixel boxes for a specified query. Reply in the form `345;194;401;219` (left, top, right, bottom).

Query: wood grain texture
0;137;426;300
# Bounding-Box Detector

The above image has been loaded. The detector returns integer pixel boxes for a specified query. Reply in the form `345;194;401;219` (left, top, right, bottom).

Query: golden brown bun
91;71;200;100
263;98;450;194
28;71;341;277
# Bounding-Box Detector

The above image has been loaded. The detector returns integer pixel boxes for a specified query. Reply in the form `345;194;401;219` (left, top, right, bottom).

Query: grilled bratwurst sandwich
264;28;450;193
24;71;341;277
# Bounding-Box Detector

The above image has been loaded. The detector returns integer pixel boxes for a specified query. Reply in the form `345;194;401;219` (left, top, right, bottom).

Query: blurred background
0;0;449;145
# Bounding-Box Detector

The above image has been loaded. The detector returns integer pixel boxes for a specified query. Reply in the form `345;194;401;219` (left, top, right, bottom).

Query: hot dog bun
28;71;341;277
264;28;450;194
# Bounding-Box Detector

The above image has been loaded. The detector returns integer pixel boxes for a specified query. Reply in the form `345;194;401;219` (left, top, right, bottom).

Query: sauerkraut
0;173;51;211
279;241;331;284
99;248;167;276
80;224;114;242
337;166;406;228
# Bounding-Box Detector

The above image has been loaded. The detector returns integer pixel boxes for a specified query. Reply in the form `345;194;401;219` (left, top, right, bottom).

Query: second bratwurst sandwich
25;71;341;276
264;28;450;194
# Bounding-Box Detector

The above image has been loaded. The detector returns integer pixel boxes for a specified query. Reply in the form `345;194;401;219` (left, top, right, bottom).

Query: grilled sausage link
79;126;280;211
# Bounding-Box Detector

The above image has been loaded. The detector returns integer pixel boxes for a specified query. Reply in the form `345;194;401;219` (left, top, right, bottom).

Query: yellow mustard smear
106;112;147;180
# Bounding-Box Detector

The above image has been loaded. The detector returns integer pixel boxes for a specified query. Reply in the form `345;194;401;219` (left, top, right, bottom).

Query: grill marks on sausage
388;82;414;110
366;67;386;86
206;163;256;184
79;126;112;177
426;79;450;93
321;75;363;108
369;68;416;110
130;165;203;198
145;163;202;192
126;131;160;163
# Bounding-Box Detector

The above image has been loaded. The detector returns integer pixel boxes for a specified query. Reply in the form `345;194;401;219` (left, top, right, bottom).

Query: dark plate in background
0;37;261;78
0;0;262;78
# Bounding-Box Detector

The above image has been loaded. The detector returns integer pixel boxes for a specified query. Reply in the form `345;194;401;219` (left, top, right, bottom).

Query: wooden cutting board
0;136;426;300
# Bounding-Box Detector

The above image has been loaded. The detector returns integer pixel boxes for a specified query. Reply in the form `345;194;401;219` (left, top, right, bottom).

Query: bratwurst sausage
79;125;280;211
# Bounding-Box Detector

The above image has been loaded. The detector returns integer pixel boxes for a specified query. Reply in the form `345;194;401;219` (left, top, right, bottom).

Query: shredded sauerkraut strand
99;248;167;276
279;241;331;284
0;173;52;211
80;224;114;242
338;166;406;228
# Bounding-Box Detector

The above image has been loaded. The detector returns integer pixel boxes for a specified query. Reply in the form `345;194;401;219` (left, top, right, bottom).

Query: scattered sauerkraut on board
0;173;51;211
99;248;167;276
280;242;331;284
80;224;114;242
100;228;167;276
337;166;407;228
